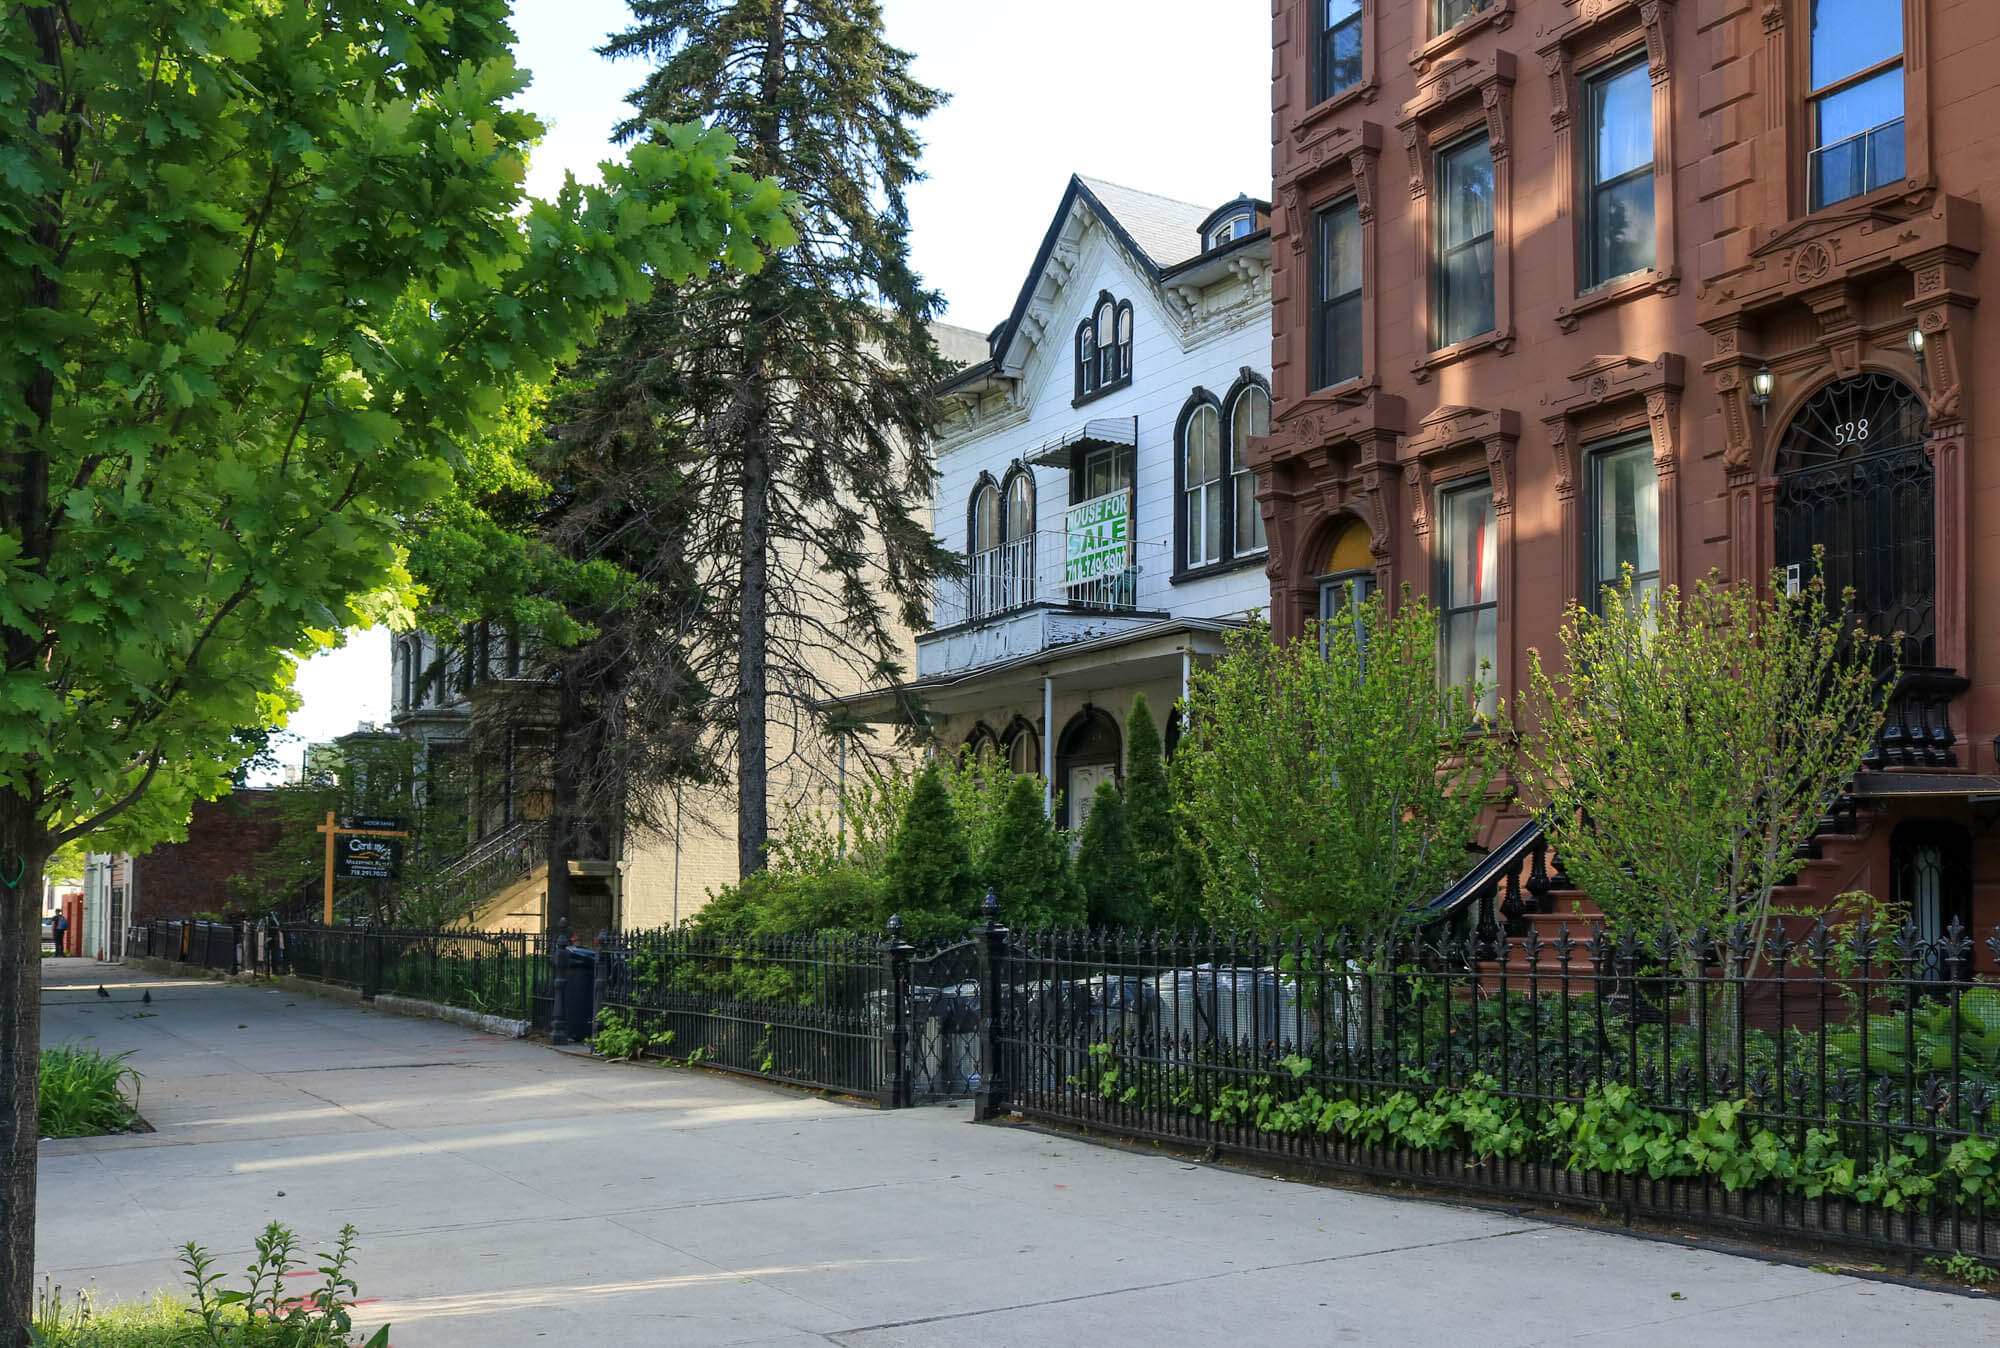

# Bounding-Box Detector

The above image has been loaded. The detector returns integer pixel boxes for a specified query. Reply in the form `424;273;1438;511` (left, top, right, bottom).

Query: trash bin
558;946;597;1042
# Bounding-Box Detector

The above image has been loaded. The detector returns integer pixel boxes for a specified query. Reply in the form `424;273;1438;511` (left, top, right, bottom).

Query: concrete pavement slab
36;957;1994;1346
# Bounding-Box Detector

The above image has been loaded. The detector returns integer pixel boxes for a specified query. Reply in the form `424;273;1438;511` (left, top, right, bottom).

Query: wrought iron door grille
1774;375;1934;667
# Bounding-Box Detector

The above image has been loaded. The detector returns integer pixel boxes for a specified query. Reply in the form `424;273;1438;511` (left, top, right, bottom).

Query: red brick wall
132;790;289;921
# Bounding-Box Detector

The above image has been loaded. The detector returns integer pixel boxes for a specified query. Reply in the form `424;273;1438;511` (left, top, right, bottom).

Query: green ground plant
590;1011;677;1062
38;1043;140;1138
30;1222;385;1346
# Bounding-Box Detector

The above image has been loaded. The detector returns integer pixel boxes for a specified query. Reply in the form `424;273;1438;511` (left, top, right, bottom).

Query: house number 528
1833;418;1870;446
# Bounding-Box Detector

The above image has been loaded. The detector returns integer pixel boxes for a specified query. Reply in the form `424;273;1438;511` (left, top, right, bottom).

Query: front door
1068;763;1117;833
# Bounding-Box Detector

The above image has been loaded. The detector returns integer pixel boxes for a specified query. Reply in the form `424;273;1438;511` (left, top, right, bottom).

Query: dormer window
1199;196;1263;253
1207;213;1254;250
1075;292;1133;404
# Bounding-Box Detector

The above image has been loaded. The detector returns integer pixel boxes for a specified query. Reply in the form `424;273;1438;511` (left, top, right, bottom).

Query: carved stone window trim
1402;405;1520;695
1399;53;1517;383
1539;353;1686;609
1277;122;1384;411
1539;1;1680;331
1287;0;1380;131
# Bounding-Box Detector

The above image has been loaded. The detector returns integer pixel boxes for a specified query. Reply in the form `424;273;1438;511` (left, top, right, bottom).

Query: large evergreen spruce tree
601;0;954;877
980;774;1082;931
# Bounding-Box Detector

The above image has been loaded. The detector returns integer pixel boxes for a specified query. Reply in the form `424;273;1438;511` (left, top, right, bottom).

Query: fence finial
982;888;999;924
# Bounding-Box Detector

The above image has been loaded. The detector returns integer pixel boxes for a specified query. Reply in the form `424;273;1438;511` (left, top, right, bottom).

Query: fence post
974;889;1010;1121
592;929;612;1038
880;915;913;1109
549;916;573;1044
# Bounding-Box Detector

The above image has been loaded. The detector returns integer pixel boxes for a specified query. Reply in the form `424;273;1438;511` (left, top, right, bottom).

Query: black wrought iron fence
594;927;890;1099
270;923;542;1021
990;917;2000;1263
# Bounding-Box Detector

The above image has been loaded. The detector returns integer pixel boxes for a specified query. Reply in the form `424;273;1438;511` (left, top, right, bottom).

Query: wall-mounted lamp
1909;327;1929;389
1749;365;1774;427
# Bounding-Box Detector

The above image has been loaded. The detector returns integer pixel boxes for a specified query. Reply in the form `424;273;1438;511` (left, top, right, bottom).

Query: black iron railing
989;918;2000;1262
269;923;542;1021
594;928;892;1099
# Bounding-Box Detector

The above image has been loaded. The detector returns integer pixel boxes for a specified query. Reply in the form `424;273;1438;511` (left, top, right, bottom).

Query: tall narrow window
1583;57;1655;289
1315;199;1363;388
1183;403;1223;568
1435;0;1492;33
1439;481;1498;714
1003;472;1034;540
970;480;1001;553
1097;299;1119;388
1808;1;1904;209
1586;440;1659;612
1434;136;1495;349
1076;320;1098;398
1229;385;1270;555
1318;1;1363;104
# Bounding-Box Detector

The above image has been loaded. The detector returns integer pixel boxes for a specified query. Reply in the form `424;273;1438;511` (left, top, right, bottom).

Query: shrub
692;865;885;937
979;774;1082;930
1123;692;1195;925
879;759;978;942
39;1042;140;1138
1075;783;1146;929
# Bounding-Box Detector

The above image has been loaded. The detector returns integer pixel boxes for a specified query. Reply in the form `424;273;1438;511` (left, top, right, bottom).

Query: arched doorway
1056;707;1121;831
1315;517;1376;657
1773;374;1933;667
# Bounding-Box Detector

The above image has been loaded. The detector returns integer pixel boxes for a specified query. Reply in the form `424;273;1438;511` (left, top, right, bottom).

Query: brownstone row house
1258;0;2000;955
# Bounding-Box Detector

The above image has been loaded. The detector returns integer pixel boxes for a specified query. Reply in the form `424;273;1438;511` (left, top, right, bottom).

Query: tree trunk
735;0;788;881
737;422;770;879
0;790;45;1347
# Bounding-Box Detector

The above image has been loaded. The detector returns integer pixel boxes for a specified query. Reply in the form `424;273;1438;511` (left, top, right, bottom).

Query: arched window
1002;717;1040;777
1075;292;1133;402
1181;399;1224;568
962;723;1000;762
969;475;1001;553
1228;383;1271;554
1316;518;1376;658
1003;468;1034;540
1774;374;1932;666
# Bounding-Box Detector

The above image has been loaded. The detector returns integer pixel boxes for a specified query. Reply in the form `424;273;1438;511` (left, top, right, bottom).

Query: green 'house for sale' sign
1065;489;1130;585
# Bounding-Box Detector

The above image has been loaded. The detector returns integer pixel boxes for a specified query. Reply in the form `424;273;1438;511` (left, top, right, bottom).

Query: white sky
273;0;1270;778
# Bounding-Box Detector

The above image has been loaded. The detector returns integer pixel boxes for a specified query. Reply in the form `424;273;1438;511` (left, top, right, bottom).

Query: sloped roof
1073;176;1210;270
938;174;1265;394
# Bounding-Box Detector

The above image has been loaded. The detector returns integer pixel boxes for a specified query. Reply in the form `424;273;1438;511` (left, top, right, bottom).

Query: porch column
1042;675;1054;818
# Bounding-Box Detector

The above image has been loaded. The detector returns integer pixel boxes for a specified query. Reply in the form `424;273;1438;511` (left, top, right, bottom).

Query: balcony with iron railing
918;528;1168;679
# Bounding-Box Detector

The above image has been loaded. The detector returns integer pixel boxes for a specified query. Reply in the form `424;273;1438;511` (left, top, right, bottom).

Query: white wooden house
846;176;1273;828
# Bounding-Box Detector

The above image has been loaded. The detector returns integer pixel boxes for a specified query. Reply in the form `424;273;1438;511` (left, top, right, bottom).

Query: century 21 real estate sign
1065;489;1130;586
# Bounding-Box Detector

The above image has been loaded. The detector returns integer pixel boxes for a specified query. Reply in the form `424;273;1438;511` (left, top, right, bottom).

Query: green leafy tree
602;0;956;878
980;774;1082;931
0;1;789;1329
1124;693;1195;924
1519;565;1888;965
1175;595;1507;936
1075;784;1146;929
879;761;977;942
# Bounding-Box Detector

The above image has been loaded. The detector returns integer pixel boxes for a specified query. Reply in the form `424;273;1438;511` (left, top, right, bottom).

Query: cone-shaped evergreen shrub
880;759;978;941
980;775;1083;931
1124;693;1197;924
1075;782;1146;929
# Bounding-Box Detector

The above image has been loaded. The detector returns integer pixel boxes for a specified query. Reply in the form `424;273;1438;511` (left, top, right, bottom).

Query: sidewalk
37;958;1996;1345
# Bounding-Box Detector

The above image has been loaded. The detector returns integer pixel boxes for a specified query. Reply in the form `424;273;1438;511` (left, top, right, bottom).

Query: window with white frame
1318;1;1363;104
1583;56;1654;289
1182;401;1224;568
970;478;1001;553
1809;1;1904;209
1229;384;1270;555
1438;480;1498;715
1585;438;1659;614
1434;135;1496;349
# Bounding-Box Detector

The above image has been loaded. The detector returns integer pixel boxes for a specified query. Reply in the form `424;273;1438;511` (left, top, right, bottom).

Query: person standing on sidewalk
52;907;70;955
